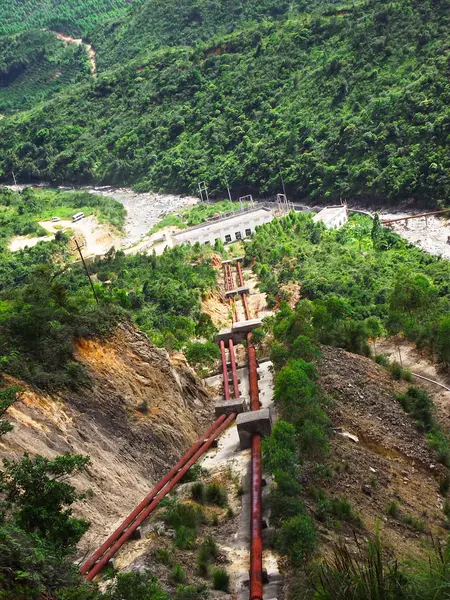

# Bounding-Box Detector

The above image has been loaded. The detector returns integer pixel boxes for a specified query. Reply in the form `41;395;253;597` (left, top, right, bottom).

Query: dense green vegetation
247;212;450;360
0;187;218;389
90;0;331;71
0;187;125;252
0;30;91;113
0;0;136;37
1;0;450;203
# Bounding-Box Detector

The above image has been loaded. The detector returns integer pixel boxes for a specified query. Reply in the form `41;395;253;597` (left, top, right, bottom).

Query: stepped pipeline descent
81;258;272;600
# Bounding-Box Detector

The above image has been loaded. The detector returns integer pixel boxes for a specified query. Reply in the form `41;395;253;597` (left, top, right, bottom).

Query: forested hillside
0;0;137;37
1;0;449;204
90;0;334;71
0;30;91;112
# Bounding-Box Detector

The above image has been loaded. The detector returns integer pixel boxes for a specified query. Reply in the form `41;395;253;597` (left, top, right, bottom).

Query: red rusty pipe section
247;335;259;412
220;340;231;401
80;414;227;575
236;260;245;287
86;412;236;581
81;414;227;577
242;293;251;321
241;257;264;600
250;434;263;600
228;339;240;399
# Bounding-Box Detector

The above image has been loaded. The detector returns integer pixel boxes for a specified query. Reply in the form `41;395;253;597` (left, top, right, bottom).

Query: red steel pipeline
86;412;236;580
247;327;263;600
81;413;227;576
228;339;240;399
247;335;259;412
220;340;231;401
250;434;263;600
236;260;245;287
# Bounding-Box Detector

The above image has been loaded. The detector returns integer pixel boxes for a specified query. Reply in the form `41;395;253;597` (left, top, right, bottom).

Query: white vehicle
51;216;60;222
72;212;85;223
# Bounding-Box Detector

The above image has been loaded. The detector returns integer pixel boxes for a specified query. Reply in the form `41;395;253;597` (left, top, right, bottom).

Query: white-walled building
313;205;348;229
172;206;274;246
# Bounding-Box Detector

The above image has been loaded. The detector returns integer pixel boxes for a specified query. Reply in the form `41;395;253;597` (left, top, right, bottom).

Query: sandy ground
9;215;121;257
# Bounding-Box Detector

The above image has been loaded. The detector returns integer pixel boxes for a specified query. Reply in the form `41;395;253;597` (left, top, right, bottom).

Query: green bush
174;585;206;600
174;526;197;550
171;564;186;584
205;483;227;507
277;515;317;566
211;567;230;592
191;482;205;504
387;502;399;518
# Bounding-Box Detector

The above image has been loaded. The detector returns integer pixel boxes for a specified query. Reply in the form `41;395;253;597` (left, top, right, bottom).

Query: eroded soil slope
315;346;446;559
0;323;212;556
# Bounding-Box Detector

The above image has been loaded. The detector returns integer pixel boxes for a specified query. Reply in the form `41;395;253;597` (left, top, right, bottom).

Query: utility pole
73;237;99;304
225;179;232;203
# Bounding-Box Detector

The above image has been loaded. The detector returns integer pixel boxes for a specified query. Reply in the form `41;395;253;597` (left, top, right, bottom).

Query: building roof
312;205;347;226
172;205;273;239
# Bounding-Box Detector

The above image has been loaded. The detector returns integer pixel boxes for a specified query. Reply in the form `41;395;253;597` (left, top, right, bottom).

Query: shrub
387;502;399;518
375;354;390;367
174;526;196;550
171;564;186;584
440;475;450;496
205;483;227;507
181;464;208;483
397;386;434;432
164;503;204;530
198;536;219;562
153;547;173;566
191;482;205;504
174;585;207;600
277;515;317;566
402;514;426;532
212;567;230;592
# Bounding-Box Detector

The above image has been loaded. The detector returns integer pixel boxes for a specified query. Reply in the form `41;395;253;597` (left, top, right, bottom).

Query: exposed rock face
0;323;212;555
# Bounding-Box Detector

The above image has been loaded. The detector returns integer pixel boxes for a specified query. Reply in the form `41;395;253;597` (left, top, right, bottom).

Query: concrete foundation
215;399;248;417
225;285;250;298
214;318;263;345
236;408;272;450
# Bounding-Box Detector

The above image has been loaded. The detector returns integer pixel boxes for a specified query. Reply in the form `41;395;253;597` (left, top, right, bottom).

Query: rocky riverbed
88;186;198;246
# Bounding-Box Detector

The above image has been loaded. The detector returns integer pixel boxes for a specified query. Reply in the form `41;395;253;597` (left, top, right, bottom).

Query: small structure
214;318;262;345
236;408;273;450
313;205;348;229
172;206;274;246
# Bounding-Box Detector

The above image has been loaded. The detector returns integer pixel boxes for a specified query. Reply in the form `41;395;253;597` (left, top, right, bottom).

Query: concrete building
313;204;348;229
172;205;274;246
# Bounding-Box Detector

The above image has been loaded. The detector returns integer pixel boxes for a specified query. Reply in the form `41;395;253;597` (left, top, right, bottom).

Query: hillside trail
53;31;96;75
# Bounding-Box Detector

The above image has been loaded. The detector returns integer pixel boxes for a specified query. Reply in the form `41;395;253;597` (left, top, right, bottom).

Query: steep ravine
0;322;212;557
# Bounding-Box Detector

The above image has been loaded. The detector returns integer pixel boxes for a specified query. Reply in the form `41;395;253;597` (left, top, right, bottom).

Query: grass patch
171;564;186;584
205;483;227;507
211;567;230;592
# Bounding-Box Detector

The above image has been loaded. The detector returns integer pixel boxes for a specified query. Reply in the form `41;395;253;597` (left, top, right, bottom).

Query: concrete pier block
236;409;272;449
233;318;262;334
221;259;232;265
215;399;248;417
237;286;250;295
225;289;238;297
214;328;233;344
